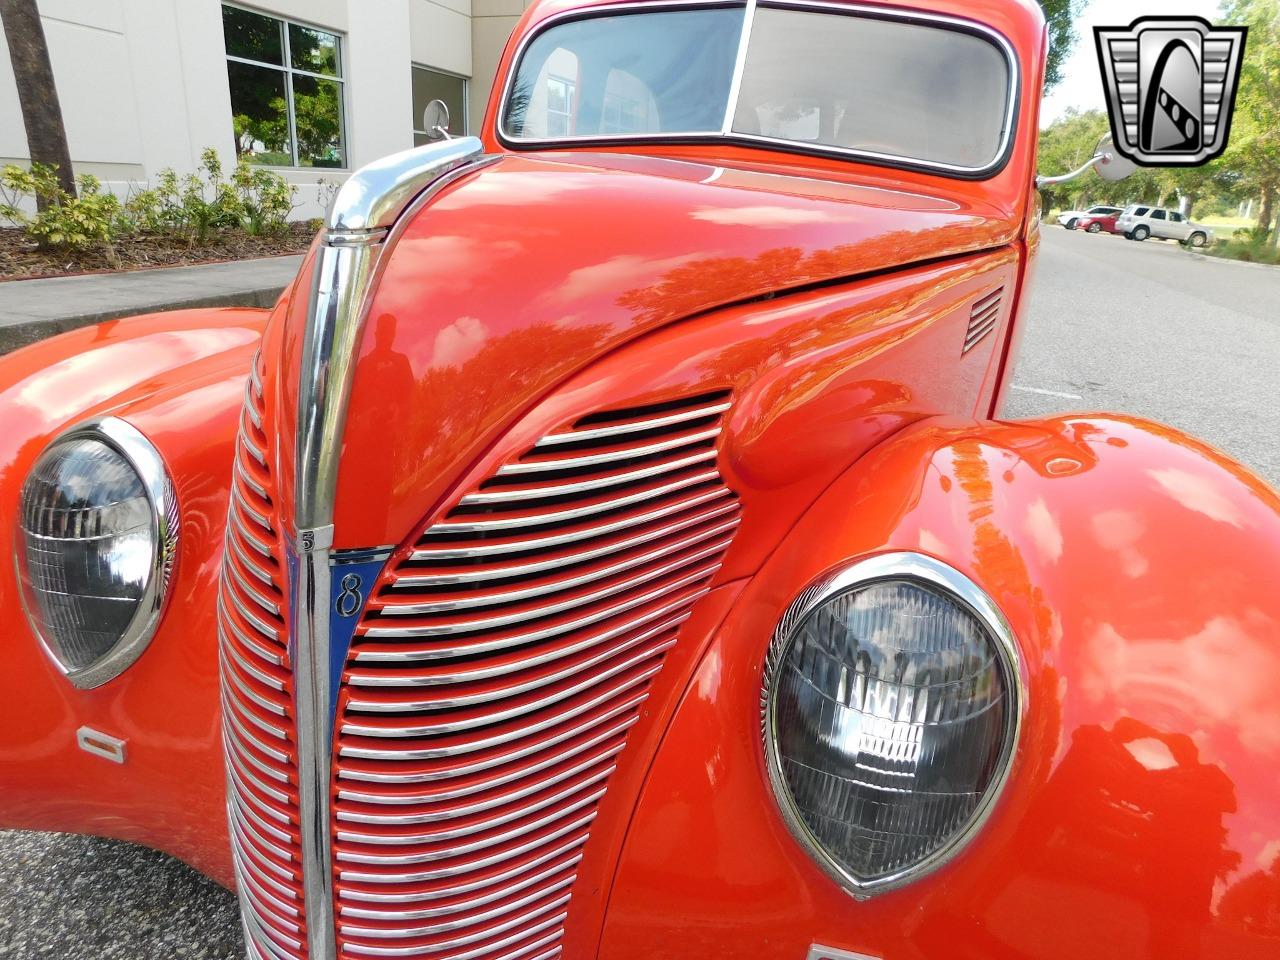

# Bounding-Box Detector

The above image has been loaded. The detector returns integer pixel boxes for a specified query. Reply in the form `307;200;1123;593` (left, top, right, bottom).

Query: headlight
16;418;178;689
763;552;1020;896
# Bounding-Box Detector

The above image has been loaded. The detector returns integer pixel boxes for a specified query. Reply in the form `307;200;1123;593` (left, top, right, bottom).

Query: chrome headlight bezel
761;551;1023;898
15;417;179;689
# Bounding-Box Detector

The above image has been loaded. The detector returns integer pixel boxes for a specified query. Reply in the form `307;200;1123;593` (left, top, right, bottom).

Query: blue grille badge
285;544;391;733
328;549;392;728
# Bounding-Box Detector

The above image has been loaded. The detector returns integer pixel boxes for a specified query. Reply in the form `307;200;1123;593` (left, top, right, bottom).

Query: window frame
411;63;471;141
495;0;1021;181
222;1;349;170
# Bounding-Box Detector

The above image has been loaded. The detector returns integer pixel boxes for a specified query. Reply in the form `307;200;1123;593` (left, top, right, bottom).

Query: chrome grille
963;287;1004;354
332;391;741;959
220;356;307;960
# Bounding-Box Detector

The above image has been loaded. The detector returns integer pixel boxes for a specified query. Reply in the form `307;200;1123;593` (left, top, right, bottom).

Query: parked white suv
1056;205;1123;230
1116;205;1214;246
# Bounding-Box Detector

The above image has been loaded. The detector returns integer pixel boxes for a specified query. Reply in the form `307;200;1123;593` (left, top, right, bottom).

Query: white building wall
469;0;532;134
0;0;511;221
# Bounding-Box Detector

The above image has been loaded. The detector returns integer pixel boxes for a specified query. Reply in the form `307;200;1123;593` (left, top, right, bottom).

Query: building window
544;76;575;137
412;66;468;144
223;4;347;168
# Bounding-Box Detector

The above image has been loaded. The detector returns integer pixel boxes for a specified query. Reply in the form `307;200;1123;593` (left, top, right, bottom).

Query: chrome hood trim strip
290;136;492;960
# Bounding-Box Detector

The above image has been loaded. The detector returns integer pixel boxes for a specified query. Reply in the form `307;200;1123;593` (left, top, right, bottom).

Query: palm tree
0;0;75;206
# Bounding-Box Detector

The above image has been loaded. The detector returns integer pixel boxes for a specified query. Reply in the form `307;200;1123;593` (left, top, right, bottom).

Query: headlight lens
16;418;178;688
763;553;1020;895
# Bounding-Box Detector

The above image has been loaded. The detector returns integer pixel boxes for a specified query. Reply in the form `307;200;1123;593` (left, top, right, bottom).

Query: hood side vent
964;287;1004;354
331;390;740;960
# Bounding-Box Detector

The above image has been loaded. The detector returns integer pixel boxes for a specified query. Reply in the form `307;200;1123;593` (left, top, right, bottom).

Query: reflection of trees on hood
614;228;960;328
393;319;615;502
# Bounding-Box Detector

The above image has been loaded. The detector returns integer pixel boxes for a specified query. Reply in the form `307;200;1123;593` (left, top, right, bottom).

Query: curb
0;285;285;355
0;254;305;356
1183;248;1280;271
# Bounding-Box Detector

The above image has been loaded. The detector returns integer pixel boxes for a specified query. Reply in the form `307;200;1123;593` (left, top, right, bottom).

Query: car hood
299;149;1021;545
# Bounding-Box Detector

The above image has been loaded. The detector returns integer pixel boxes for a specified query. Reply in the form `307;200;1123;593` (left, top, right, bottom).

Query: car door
1167;211;1190;240
1149;208;1170;238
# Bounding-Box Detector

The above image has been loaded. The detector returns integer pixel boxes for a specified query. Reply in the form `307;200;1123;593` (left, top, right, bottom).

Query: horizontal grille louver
219;357;308;960
963;287;1004;354
333;391;741;960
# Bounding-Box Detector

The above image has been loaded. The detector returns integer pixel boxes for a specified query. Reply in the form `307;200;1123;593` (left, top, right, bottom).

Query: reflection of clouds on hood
1025;497;1064;564
1092;509;1148;579
690;205;844;228
1083;613;1280;759
450;171;598;205
431;316;489;367
397;235;524;283
1149;467;1248;530
1256;838;1280;871
549;253;704;306
14;329;258;419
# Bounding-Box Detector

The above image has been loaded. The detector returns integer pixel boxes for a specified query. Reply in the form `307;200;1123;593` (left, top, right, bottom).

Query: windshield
501;3;1016;176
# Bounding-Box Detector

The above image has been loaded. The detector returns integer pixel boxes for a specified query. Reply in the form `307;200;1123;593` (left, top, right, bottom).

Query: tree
1039;0;1083;92
0;0;75;205
1221;0;1280;245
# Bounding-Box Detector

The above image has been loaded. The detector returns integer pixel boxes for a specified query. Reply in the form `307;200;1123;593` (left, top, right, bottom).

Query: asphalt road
1;224;1277;959
1002;226;1280;486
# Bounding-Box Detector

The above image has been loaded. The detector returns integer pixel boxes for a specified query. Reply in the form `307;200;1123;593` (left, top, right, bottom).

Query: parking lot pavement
1;224;1277;958
1002;225;1280;486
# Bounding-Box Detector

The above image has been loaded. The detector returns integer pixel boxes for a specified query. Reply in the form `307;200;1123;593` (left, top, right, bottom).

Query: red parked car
1075;211;1122;234
2;1;1279;959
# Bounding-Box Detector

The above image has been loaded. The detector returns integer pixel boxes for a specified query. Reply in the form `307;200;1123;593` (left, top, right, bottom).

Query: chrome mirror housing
1093;134;1137;182
1036;134;1135;188
422;99;452;141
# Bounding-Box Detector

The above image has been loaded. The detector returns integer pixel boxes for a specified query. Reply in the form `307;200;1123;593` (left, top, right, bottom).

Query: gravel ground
0;831;241;958
1;222;1276;959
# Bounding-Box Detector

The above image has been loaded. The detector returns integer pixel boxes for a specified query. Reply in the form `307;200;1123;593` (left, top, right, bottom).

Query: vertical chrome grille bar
290;137;490;960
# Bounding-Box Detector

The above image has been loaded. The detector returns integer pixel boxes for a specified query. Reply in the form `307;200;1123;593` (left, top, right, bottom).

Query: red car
2;1;1279;959
1076;211;1123;234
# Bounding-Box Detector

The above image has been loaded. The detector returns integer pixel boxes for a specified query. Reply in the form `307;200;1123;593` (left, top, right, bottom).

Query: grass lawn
1197;214;1254;231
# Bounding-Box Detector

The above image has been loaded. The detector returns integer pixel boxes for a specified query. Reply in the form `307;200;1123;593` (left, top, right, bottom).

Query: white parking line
1010;385;1084;400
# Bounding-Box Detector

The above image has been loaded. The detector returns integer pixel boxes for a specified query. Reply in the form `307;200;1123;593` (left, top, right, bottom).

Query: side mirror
1036;133;1136;188
422;100;452;142
1094;134;1137;182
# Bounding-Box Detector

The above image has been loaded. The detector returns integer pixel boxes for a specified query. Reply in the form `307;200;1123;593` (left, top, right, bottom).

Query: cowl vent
964;287;1004;354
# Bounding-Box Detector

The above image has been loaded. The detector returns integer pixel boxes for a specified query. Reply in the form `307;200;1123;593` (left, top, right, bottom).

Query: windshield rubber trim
494;0;1022;181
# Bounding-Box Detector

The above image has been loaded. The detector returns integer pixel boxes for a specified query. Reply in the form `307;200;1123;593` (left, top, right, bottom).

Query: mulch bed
0;224;316;281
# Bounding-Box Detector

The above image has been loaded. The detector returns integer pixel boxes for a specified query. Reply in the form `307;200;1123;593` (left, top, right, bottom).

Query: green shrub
0;163;125;256
127;150;295;241
1;149;299;261
231;160;295;236
125;149;241;245
1200;227;1280;265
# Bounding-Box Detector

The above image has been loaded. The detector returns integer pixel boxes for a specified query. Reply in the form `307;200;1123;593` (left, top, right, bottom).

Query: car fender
0;307;267;886
602;414;1280;959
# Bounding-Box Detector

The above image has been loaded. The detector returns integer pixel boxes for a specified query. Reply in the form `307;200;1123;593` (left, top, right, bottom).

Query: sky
1039;0;1224;127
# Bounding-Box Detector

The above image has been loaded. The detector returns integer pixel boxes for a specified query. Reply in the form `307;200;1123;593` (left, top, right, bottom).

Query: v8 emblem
335;573;364;618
